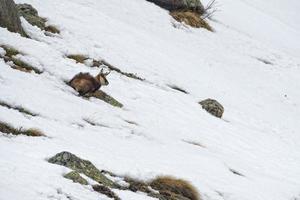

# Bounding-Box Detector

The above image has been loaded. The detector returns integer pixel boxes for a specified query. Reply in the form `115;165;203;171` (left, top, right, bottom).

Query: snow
0;0;300;200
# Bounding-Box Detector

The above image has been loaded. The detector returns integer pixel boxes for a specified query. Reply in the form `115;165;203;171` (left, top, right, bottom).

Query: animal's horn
104;70;111;76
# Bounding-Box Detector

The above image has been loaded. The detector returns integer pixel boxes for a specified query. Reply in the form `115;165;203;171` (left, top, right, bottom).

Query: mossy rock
86;90;123;108
48;151;116;188
199;98;224;118
17;3;46;29
64;171;88;185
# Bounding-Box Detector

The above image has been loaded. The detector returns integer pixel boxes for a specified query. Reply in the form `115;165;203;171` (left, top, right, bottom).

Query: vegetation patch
168;84;189;94
0;100;37;117
44;25;60;34
67;54;89;64
0;45;42;74
0;121;44;137
170;11;212;31
49;152;202;200
83;118;111;128
85;90;123;108
150;176;201;200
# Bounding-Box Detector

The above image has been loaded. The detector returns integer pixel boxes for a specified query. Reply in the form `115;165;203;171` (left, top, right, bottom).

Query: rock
16;3;46;29
199;98;224;118
145;0;205;14
86;90;123;108
92;185;121;200
48;151;116;188
64;171;88;185
0;0;26;36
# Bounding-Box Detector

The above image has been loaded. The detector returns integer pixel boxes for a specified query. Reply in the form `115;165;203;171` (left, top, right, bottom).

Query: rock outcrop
0;0;26;36
199;98;224;118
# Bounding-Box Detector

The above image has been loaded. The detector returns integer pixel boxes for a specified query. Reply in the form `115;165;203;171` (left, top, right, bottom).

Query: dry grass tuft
1;45;19;57
0;121;45;137
44;25;60;34
150;176;201;200
170;11;212;31
0;45;42;74
124;177;151;193
0;101;37;116
67;54;88;64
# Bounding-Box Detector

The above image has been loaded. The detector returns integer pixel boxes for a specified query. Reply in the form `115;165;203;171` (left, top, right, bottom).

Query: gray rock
16;3;46;29
48;151;116;188
64;171;88;185
145;0;205;14
0;0;26;36
199;98;224;118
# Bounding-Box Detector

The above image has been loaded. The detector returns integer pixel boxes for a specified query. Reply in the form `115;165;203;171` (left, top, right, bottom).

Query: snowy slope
0;0;300;200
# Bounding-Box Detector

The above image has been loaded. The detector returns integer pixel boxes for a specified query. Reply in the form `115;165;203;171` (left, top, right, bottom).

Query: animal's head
95;69;110;86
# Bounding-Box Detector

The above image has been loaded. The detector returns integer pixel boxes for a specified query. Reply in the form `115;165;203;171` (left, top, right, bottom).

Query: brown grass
170;11;212;31
0;121;45;137
150;176;201;200
0;45;42;74
123;177;151;193
67;54;88;63
44;25;60;34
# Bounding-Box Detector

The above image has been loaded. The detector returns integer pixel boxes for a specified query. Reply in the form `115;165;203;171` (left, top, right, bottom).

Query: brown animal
69;69;110;96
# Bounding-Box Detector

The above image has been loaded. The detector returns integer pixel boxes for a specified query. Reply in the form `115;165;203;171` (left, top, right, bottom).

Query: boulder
146;0;205;14
48;151;116;188
64;171;88;185
16;3;46;29
199;98;224;118
0;0;26;36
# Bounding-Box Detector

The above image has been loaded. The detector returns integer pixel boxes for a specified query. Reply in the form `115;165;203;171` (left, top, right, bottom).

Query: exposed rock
48;151;116;188
92;184;121;200
146;0;205;14
64;171;88;185
0;0;26;36
199;98;224;118
86;90;123;108
16;3;46;29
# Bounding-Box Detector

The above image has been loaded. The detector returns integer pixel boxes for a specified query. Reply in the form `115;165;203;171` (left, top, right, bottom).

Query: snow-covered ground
0;0;300;200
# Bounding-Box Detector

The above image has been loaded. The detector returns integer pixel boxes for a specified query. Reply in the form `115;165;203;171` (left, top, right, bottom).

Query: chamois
69;69;110;96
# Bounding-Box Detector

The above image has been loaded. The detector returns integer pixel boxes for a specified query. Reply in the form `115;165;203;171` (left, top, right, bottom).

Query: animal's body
69;70;110;96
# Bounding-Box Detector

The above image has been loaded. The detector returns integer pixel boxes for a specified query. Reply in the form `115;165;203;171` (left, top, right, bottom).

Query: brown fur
150;176;201;200
69;72;109;96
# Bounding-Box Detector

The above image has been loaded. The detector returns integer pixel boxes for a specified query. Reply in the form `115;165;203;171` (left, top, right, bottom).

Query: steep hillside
0;0;300;200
